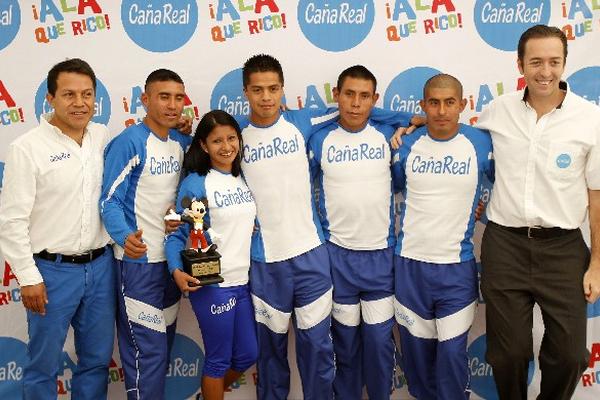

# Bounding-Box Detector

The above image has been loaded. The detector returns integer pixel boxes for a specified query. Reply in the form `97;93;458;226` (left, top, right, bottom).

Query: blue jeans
24;247;116;400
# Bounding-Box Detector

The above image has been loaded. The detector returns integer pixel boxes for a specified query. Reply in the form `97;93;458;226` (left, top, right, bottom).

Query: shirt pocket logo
546;142;581;180
555;153;571;169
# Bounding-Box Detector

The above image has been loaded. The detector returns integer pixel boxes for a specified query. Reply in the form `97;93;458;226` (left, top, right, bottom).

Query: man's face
244;71;283;125
46;72;95;135
142;80;186;133
518;37;565;102
334;77;378;132
420;86;466;137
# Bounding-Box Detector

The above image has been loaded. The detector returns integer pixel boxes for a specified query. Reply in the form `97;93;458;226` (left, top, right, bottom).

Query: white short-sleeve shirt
477;83;600;229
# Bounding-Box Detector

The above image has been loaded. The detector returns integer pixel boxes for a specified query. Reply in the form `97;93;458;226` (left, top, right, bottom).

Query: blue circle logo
0;1;20;51
210;68;249;122
567;66;600;106
555;153;571;169
121;0;198;52
165;334;204;399
34;78;111;125
384;67;441;113
297;0;374;52
473;0;551;51
0;337;28;398
469;334;535;399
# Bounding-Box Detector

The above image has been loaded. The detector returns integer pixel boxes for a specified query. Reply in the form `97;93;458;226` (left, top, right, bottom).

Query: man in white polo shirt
477;25;600;400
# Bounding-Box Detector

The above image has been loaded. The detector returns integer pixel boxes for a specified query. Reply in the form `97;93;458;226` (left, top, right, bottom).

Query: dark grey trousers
481;221;590;400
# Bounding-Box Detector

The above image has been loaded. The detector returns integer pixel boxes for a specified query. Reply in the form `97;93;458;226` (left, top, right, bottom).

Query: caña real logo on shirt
49;152;71;162
556;153;571;169
243;134;299;163
411;155;471;175
326;143;385;163
214;187;254;207
149;155;181;175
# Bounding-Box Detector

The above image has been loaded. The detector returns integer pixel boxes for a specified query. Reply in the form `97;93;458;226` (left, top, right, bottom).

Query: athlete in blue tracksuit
239;106;337;400
165;109;258;399
241;55;416;400
308;65;413;400
393;74;494;400
309;117;400;399
165;170;258;389
100;70;192;400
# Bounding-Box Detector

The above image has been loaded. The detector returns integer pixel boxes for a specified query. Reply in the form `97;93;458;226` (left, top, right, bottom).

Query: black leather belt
489;221;577;239
34;247;106;264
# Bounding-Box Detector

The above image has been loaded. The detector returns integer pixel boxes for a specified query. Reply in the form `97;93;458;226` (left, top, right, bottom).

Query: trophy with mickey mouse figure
166;196;224;286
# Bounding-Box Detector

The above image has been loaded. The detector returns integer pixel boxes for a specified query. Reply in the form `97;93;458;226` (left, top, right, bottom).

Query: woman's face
200;124;240;172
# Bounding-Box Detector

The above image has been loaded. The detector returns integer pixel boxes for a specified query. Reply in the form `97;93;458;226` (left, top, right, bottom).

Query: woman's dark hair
183;110;243;177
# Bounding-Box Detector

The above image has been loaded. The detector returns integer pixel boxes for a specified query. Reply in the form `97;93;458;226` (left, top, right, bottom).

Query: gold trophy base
181;249;224;287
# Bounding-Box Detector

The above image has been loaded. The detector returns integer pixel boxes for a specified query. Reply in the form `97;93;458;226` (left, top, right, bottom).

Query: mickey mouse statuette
165;196;224;286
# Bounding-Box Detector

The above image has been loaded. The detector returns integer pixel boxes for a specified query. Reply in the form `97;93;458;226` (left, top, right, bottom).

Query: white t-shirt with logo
239;109;339;263
308;120;396;251
165;170;256;287
393;124;494;264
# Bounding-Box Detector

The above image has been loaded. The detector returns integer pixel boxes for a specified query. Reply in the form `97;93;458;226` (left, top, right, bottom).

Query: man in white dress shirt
0;58;116;400
477;25;600;400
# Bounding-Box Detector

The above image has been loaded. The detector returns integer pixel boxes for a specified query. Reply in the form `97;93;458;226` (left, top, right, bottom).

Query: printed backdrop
1;1;600;399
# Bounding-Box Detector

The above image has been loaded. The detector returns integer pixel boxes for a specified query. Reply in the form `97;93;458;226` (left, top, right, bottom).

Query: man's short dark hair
518;25;568;61
242;54;284;88
145;69;184;91
336;65;377;93
423;73;464;100
47;58;96;97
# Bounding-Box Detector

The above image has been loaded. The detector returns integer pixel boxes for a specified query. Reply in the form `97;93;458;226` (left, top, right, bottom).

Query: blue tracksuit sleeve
308;127;327;182
370;107;413;129
164;174;207;275
100;132;144;247
392;145;408;194
305;107;340;133
286;107;340;142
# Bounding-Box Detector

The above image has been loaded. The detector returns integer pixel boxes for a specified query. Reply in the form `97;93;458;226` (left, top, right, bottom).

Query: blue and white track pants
394;256;478;400
250;244;334;400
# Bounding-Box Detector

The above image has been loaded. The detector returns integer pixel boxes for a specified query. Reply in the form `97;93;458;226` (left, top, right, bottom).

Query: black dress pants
481;221;590;400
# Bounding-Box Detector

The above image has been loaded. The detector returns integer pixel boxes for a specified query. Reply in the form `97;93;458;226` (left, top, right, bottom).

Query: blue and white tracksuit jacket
100;122;191;400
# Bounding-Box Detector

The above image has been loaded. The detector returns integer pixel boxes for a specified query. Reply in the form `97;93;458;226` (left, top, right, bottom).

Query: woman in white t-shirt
165;110;257;400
